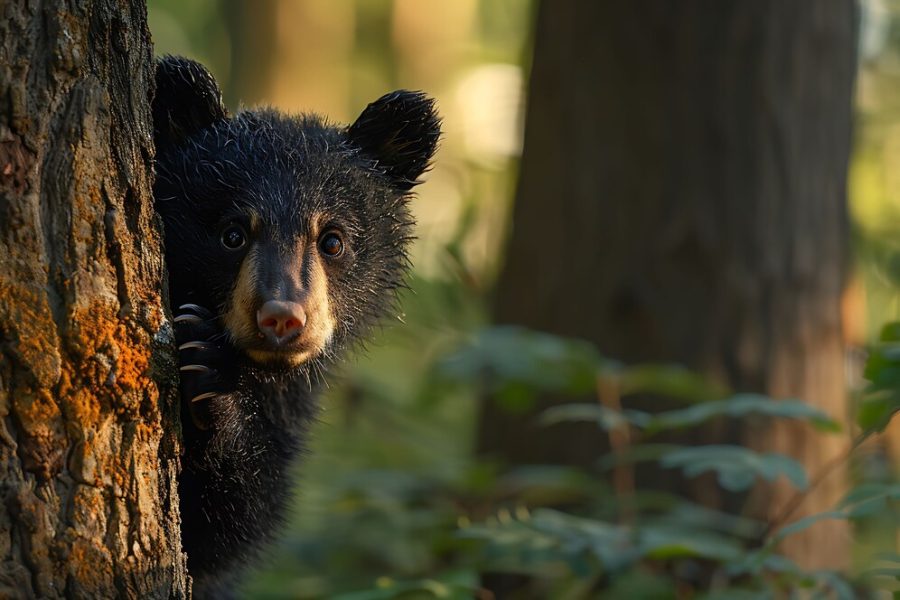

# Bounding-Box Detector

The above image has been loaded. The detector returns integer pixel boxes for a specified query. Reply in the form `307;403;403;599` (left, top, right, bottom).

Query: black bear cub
151;56;440;595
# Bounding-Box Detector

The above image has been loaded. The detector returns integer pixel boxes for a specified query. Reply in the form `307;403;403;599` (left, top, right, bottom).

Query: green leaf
539;403;651;430
839;482;900;518
660;502;765;540
862;566;900;579
527;509;636;571
439;326;615;396
860;553;900;590
880;322;900;343
332;573;479;600
857;391;900;433
660;446;808;492
770;511;846;544
726;551;801;578
810;570;856;600
646;394;840;434
458;508;638;573
637;524;743;562
860;322;900;433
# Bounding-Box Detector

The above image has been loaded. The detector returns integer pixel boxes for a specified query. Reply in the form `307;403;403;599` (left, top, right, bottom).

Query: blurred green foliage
237;304;900;598
228;306;900;598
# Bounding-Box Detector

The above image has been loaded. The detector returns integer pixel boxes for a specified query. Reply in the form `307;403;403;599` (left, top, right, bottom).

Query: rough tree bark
480;1;856;570
0;1;186;597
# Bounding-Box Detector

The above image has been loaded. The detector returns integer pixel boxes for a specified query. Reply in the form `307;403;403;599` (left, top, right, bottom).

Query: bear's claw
173;304;238;427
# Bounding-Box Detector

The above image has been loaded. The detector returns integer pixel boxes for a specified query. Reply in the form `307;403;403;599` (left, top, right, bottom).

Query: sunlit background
149;0;900;596
150;0;528;283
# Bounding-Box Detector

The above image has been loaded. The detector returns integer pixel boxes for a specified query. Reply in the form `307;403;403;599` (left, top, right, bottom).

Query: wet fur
152;56;439;595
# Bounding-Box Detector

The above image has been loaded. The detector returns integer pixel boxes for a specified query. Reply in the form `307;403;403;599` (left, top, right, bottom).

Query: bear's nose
257;301;307;342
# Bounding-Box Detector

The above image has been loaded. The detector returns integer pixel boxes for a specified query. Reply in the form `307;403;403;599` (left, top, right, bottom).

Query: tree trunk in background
224;0;354;119
0;2;186;597
222;0;278;107
480;1;857;569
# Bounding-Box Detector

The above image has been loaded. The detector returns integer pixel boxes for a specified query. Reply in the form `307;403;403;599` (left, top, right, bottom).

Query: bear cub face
153;57;440;370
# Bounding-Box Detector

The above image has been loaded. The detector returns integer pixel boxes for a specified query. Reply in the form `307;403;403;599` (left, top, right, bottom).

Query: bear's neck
240;361;325;431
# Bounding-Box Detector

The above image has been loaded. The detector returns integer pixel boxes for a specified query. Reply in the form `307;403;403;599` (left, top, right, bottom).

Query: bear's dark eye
318;231;344;258
221;224;247;250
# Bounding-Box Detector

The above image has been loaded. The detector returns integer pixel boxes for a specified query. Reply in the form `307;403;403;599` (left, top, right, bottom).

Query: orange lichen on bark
13;386;62;425
57;301;164;493
67;526;115;594
59;372;102;425
66;303;156;401
0;280;61;386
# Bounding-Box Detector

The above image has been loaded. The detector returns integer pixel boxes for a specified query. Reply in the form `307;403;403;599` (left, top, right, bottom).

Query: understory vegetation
238;273;900;599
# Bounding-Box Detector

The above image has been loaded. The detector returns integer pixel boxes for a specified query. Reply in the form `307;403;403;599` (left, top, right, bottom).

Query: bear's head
152;56;440;370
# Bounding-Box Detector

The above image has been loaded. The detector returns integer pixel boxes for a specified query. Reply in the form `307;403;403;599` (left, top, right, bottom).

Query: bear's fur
151;56;440;595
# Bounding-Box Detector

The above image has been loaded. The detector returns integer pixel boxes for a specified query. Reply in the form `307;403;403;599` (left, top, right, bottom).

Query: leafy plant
243;313;900;599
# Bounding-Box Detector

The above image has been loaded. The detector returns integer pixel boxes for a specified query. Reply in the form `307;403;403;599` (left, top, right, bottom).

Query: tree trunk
0;1;186;597
223;0;354;119
480;0;856;569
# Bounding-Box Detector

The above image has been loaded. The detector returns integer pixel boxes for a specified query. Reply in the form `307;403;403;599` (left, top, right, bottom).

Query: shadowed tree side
480;0;856;571
0;1;186;597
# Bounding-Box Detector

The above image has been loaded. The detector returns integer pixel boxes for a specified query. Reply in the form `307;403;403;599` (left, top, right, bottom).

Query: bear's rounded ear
347;90;441;191
152;56;228;151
